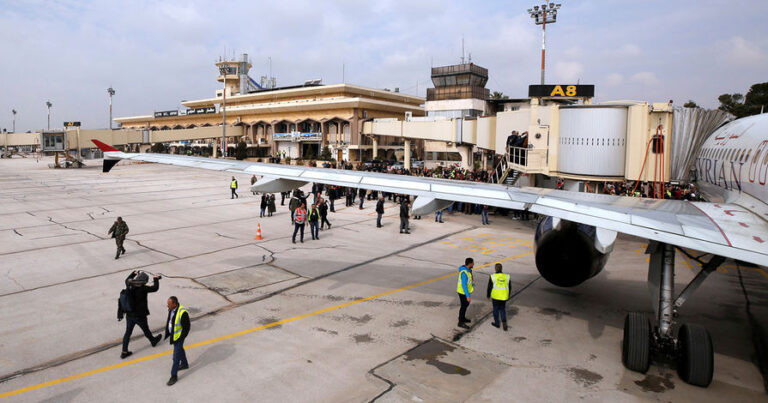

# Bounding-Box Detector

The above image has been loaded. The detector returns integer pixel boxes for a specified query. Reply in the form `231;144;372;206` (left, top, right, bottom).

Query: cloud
554;61;584;82
715;36;767;65
611;44;641;58
605;73;623;87
630;72;659;86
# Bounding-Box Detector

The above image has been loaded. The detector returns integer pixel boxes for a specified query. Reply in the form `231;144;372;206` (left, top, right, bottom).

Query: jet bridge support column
404;139;411;170
372;138;378;159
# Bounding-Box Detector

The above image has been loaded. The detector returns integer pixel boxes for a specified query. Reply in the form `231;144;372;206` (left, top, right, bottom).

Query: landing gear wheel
677;323;713;387
622;312;651;373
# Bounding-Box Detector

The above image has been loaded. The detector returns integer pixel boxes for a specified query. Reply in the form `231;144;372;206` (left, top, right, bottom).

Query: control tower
215;53;275;98
426;62;490;118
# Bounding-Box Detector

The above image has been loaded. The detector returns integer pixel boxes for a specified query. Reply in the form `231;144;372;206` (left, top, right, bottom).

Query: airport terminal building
115;55;425;162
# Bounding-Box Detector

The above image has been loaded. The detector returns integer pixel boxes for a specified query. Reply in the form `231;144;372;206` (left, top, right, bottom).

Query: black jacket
164;307;191;345
358;188;366;198
399;202;409;218
376;200;385;214
121;272;159;318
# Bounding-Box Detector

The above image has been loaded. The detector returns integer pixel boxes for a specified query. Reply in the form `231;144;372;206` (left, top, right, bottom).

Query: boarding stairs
491;153;522;187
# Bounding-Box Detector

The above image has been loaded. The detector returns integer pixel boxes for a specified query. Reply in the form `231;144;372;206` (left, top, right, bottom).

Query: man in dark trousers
318;198;331;230
399;197;410;234
375;195;385;228
487;263;512;330
118;271;162;359
308;203;320;240
165;296;190;386
108;217;129;259
457;258;474;329
358;188;366;209
230;176;238;199
292;202;307;243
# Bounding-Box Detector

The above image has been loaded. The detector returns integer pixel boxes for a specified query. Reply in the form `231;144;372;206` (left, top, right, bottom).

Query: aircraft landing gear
622;242;723;387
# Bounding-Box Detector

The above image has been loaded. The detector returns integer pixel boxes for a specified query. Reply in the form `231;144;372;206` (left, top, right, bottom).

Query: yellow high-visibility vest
456;268;473;295
173;305;188;342
230;180;237;189
490;273;511;301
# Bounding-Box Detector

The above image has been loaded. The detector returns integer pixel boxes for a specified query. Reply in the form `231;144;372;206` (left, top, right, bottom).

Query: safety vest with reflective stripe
456;267;473;295
231;180;237;189
173;305;188;342
490;273;510;301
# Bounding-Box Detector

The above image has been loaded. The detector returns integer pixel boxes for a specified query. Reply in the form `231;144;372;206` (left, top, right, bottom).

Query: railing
491;155;509;184
508;146;548;174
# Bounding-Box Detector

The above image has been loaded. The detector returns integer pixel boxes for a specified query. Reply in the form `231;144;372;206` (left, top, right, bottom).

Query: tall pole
108;87;115;130
541;9;546;85
12;109;16;133
46;101;52;130
221;69;227;158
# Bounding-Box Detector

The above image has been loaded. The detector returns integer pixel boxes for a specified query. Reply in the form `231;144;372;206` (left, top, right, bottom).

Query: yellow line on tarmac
0;251;534;399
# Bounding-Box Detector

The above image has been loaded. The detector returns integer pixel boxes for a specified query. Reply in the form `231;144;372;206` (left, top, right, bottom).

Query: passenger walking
165;296;190;386
292;202;307;243
108;217;129;259
375;196;385;228
318;198;331;230
267;194;276;217
457;258;474;329
118;271;162;359
487;263;512;330
289;192;300;224
260;194;268;218
358;188;366;209
230;176;238;199
328;187;336;212
280;191;289;206
435;209;444;223
481;205;490;225
308;203;320;240
399;198;410;234
250;175;257;195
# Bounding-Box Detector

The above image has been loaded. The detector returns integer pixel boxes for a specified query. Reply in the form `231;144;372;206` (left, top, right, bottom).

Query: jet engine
534;216;617;287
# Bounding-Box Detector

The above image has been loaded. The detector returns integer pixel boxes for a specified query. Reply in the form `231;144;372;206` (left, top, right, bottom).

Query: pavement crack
46;216;106;240
128;239;180;259
12;229;22;237
395;254;455;268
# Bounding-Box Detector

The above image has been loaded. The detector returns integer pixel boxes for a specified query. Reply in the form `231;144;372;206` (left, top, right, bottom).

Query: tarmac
0;156;767;402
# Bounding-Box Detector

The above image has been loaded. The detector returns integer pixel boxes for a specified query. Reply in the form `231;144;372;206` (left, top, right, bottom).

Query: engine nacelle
534;216;616;287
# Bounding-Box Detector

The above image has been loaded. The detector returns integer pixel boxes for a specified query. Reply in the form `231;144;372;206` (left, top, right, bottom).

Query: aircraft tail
91;140;121;172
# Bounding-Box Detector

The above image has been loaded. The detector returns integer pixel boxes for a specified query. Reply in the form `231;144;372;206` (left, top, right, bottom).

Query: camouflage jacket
109;221;129;238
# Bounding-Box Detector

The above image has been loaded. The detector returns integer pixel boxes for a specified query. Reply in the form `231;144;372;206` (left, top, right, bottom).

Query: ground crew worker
250;175;258;195
165;296;190;386
230;176;238;199
118;271;162;359
292;202;307;243
108;217;129;259
487;263;512;331
457;257;474;329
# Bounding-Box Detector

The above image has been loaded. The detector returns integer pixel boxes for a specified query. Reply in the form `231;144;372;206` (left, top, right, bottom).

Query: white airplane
92;113;768;388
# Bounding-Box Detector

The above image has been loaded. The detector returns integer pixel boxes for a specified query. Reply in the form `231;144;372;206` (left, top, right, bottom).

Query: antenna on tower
461;37;465;64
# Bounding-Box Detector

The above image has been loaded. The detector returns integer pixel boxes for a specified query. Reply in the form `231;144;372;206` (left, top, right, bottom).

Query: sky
1;0;767;132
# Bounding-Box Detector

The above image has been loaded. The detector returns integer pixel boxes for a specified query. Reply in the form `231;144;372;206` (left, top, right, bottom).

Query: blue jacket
459;265;472;296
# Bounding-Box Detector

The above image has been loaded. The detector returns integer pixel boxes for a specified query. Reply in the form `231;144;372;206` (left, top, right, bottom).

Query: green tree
320;146;332;161
150;142;166;153
683;100;699;108
235;140;248;160
718;82;768;118
490;91;509;100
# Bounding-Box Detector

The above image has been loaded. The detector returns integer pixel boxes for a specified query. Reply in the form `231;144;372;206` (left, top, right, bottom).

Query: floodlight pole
108;87;115;130
541;9;546;85
220;67;227;158
46;101;52;130
12;109;16;133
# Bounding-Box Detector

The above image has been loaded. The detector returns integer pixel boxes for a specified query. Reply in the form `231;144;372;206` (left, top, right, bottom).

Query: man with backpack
118;270;162;359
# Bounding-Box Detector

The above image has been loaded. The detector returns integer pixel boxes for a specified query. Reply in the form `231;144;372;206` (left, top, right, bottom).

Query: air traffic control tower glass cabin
426;63;490;119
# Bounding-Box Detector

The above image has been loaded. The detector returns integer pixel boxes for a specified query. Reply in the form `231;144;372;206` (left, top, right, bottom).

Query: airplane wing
92;140;768;267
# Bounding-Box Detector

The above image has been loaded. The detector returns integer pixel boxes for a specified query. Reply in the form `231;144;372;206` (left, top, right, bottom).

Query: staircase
491;154;523;187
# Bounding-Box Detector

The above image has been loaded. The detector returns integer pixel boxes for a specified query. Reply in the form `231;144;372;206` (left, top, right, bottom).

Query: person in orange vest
292;202;307;244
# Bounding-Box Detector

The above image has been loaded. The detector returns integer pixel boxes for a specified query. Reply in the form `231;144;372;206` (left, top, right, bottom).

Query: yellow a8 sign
528;85;594;98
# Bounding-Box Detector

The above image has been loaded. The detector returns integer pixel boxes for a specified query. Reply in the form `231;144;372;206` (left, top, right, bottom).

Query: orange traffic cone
254;223;263;240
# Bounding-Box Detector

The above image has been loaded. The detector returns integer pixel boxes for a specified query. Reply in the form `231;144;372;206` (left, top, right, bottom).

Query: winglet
91;139;119;152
